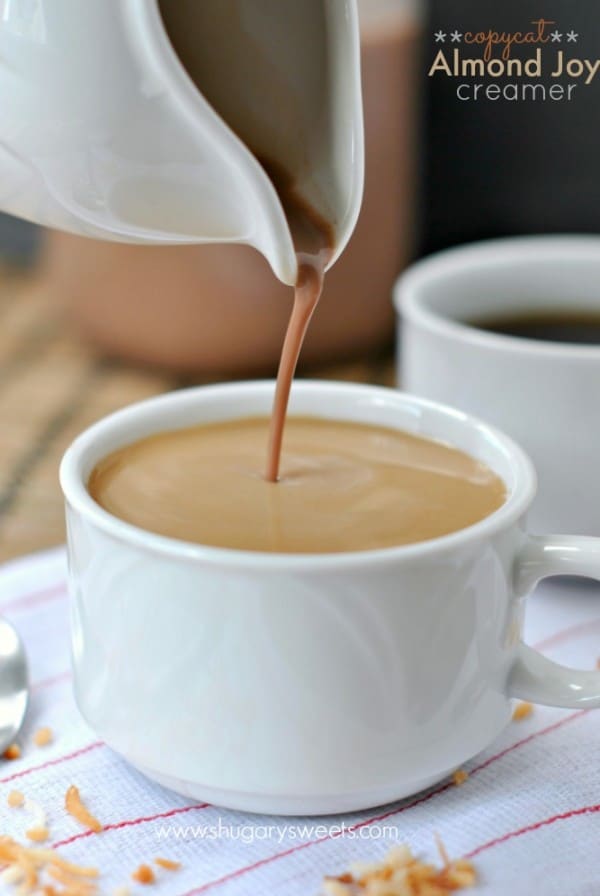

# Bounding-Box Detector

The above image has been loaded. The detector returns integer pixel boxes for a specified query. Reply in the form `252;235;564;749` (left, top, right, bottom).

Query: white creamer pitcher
0;0;363;285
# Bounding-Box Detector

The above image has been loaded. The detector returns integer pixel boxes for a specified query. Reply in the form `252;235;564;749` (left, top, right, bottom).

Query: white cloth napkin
1;547;600;895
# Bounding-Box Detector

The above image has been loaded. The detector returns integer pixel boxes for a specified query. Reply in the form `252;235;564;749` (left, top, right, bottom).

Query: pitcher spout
0;0;362;286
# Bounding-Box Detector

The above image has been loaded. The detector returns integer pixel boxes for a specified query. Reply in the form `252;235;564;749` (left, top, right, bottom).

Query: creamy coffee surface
88;417;506;554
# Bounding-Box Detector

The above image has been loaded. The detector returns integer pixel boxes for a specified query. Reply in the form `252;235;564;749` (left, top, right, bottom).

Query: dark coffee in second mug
397;235;600;535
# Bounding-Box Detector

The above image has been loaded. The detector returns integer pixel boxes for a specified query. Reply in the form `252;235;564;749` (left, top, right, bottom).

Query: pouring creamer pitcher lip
0;0;364;286
123;0;293;284
126;0;365;285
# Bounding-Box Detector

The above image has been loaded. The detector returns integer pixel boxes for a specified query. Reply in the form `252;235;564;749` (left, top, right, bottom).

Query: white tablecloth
1;547;599;895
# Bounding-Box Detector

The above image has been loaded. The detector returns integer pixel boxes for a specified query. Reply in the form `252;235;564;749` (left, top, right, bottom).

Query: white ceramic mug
60;381;600;816
396;235;600;535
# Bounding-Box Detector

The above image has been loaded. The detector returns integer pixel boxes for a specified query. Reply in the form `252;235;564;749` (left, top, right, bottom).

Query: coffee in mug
88;417;505;553
467;309;600;344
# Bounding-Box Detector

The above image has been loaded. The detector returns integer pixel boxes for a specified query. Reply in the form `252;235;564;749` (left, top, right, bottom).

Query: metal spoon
0;616;28;752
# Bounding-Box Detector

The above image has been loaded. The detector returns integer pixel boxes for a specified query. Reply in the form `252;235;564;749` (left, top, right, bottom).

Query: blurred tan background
2;0;599;561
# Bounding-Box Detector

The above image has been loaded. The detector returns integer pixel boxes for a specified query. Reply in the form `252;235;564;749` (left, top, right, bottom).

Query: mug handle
510;535;600;708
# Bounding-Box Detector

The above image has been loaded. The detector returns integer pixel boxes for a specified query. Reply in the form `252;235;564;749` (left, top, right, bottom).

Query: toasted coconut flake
435;834;451;869
329;873;355;884
33;728;53;748
452;769;469;786
321;842;477;895
387;845;415;868
154;858;181;871
25;828;49;844
0;839;19;863
46;855;99;879
512;701;534;721
3;743;21;761
322;880;352;896
0;837;99;896
58;886;96;896
132;865;155;885
47;865;97;894
16;850;38;891
446;862;477;887
64;785;102;833
7;790;25;809
0;865;23;885
113;888;131;896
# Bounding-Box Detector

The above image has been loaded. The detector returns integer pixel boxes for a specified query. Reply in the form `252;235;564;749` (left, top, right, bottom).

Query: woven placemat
0;267;395;562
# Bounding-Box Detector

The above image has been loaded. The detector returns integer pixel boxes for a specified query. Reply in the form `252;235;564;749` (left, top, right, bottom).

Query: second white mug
396;235;600;535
